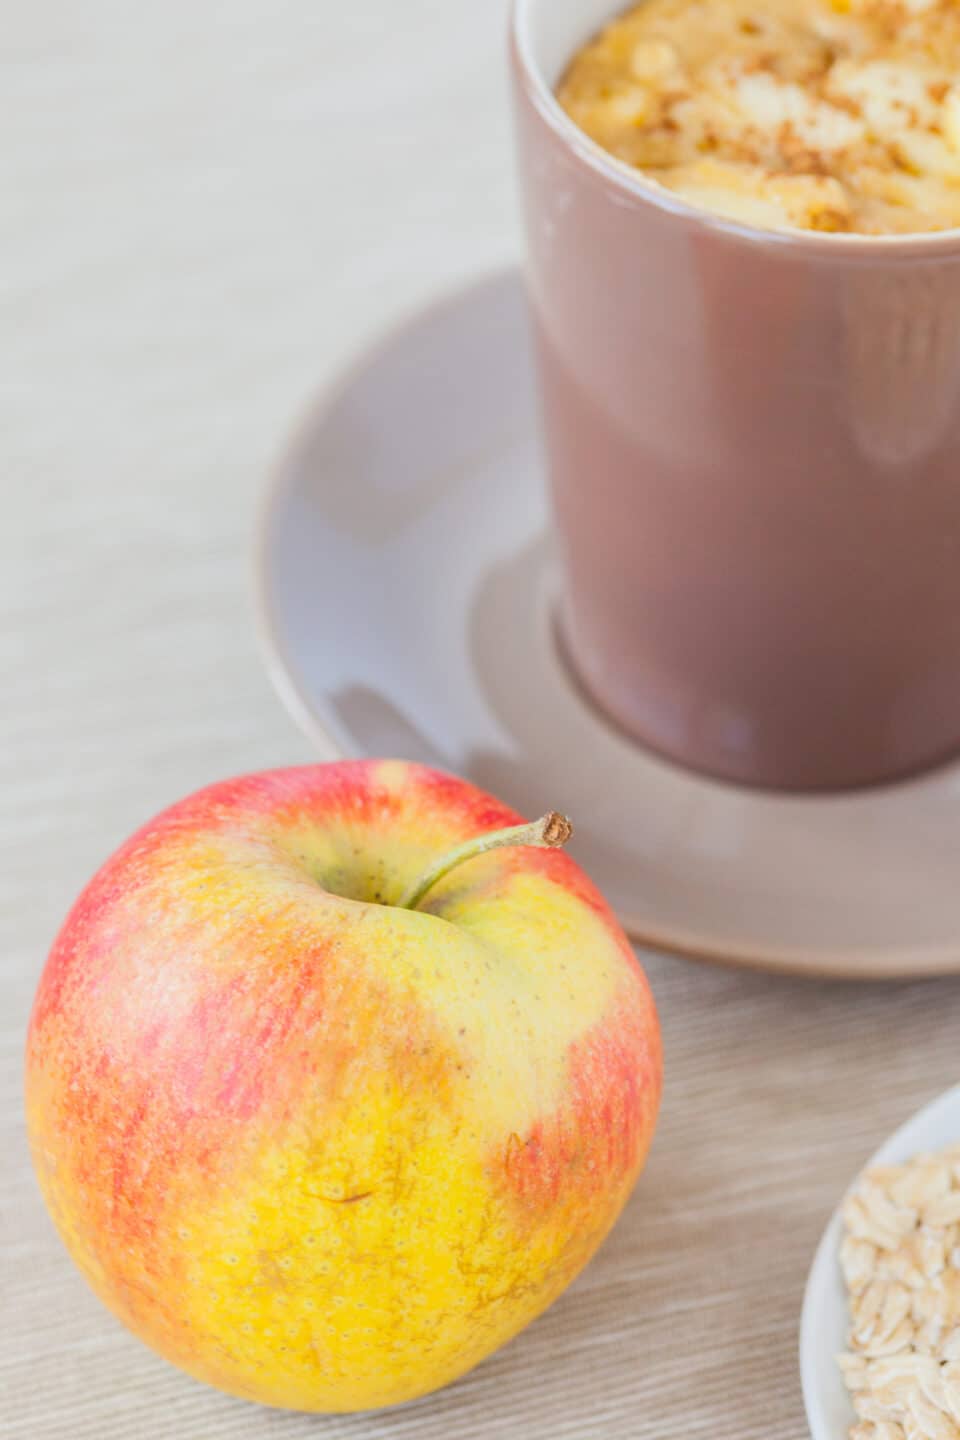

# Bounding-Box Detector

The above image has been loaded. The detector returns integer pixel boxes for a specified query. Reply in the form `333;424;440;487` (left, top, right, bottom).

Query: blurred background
5;0;516;831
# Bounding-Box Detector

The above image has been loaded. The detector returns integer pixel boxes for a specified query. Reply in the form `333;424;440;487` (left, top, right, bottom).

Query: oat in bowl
840;1151;960;1439
801;1087;960;1440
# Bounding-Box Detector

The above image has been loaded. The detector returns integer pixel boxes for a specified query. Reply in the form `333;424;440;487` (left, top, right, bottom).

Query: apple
25;761;661;1412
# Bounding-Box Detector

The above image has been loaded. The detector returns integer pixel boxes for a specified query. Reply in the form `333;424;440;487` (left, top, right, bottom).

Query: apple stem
398;812;574;913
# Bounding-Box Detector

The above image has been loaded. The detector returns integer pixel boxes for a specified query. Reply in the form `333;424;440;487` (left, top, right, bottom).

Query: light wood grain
4;2;960;1436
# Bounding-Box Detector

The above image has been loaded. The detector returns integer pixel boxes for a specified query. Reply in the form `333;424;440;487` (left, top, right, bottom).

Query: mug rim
511;0;960;260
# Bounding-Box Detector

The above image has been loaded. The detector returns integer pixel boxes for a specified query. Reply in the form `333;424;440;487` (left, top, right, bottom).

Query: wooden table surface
5;2;960;1435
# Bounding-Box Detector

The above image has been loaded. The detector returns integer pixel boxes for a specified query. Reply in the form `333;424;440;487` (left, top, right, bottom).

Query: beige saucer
256;269;960;980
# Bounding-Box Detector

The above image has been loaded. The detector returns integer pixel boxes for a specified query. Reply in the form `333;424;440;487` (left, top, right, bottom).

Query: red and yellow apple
25;761;661;1412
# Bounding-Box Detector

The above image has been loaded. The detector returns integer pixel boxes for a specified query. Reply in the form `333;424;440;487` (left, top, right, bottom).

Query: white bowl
801;1083;960;1439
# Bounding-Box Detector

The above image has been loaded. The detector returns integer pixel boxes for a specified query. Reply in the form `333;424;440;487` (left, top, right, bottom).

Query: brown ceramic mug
510;0;960;792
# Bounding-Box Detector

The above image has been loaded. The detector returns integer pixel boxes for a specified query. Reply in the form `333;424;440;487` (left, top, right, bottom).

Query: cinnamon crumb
741;50;779;73
809;205;852;231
